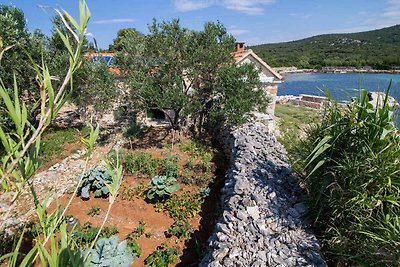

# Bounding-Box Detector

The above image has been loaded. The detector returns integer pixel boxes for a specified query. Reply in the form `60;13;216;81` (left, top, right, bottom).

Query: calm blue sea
278;72;400;126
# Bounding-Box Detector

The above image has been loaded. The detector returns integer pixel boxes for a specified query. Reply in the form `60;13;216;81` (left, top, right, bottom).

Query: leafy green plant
146;176;180;202
179;140;208;158
121;183;147;201
127;220;146;240
127;239;141;258
84;236;134;267
159;154;180;178
163;192;203;220
145;231;153;238
144;243;181;267
291;87;400;265
87;206;101;217
125;151;158;176
72;222;119;249
123;120;143;139
76;167;113;199
167;219;192;239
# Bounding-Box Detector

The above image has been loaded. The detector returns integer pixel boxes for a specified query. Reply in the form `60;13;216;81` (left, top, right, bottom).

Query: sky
3;0;400;49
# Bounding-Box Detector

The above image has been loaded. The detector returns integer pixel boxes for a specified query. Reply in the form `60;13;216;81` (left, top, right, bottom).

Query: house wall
239;55;279;116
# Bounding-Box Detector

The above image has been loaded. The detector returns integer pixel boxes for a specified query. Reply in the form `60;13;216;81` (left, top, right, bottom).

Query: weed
163;192;203;220
145;231;153;238
144;243;181;267
179;140;209;158
159;154;180;178
87;206;101;217
72;222;119;249
166;219;192;239
127;239;141;258
127;220;146;240
125;151;158;177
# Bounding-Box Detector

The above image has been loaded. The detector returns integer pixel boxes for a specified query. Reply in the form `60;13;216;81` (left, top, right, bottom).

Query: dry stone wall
201;120;326;266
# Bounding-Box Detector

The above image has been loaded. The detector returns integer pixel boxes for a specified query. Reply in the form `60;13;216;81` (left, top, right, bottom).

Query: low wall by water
200;120;326;266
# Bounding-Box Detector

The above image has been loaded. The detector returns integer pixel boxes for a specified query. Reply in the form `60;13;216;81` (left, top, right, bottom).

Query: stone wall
200;120;326;266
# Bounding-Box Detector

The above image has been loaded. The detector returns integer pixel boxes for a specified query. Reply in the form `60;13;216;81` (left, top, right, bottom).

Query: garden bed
47;132;227;266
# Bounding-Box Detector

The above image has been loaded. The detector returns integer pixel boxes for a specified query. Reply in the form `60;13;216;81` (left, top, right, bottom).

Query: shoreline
275;67;400;75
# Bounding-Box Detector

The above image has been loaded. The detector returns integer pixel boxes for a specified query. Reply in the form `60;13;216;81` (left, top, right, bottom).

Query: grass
40;126;89;164
274;103;320;149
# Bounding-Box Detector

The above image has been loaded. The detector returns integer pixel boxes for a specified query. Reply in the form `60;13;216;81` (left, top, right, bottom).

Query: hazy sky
5;0;400;49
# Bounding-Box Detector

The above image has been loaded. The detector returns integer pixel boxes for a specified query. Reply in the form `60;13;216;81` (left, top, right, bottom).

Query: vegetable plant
163;192;203;220
85;236;134;267
87;206;101;217
76;167;113;199
146;176;180;202
144;243;180;267
167;219;192;239
127;220;146;240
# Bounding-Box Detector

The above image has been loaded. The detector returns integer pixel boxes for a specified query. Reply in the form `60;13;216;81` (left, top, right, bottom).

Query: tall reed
290;86;400;266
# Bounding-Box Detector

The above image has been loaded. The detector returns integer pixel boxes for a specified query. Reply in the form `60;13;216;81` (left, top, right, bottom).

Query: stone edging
200;121;326;266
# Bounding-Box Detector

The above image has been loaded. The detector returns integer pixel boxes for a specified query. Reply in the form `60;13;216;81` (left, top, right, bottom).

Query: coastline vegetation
284;88;400;266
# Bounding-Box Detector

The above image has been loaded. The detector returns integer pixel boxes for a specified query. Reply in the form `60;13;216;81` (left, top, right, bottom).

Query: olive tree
115;19;267;132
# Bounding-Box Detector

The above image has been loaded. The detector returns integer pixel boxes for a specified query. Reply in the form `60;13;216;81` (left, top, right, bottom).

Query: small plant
184;157;195;169
85;236;134;267
144;243;181;267
179;140;208;158
87;206;101;217
163;192;203;220
145;231;153;238
72;222;119;249
127;220;146;240
146;176;180;202
159;154;180;178
125;151;158;177
167;219;192;239
76;167;113;199
121;183;147;201
127;239;141;258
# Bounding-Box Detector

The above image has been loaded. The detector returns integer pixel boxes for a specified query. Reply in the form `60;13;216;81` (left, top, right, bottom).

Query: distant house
233;42;283;115
85;52;121;76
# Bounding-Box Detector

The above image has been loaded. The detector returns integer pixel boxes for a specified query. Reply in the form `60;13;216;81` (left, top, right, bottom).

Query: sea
278;72;400;126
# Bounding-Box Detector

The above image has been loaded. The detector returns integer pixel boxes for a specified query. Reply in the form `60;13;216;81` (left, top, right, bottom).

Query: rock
246;206;260;220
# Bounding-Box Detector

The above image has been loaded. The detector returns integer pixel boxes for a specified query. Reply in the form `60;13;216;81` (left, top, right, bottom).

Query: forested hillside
251;25;400;70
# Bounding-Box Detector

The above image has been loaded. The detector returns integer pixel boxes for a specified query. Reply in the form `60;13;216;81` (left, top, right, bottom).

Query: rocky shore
200;120;326;266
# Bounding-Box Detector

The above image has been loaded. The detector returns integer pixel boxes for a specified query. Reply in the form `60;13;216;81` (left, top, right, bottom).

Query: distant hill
251;25;400;70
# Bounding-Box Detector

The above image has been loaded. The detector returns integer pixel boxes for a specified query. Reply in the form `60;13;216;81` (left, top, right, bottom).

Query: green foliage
209;63;268;126
72;59;118;114
123;120;144;139
121;183;146;201
159;154;180;178
163;192;203;220
72;222;119;249
127;239;141;258
125;151;158;176
144;243;180;267
251;25;400;69
87;206;101;217
39;127;84;164
85;236;134;267
116;19;263;131
290;87;400;265
76;167;113;199
179;140;208;157
146;176;180;202
167;219;192;239
127;220;146;240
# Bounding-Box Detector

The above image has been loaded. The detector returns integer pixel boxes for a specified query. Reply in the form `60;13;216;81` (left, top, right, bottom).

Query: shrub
292;88;400;265
76;167;113;199
146;176;180;202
